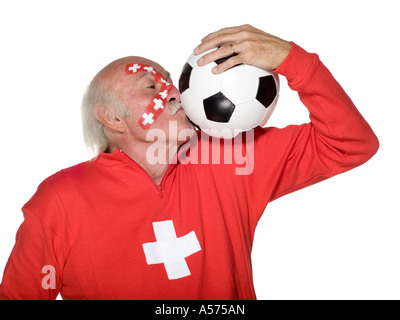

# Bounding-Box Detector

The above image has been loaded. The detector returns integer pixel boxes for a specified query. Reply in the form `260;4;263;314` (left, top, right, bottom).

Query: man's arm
195;25;379;218
0;180;67;300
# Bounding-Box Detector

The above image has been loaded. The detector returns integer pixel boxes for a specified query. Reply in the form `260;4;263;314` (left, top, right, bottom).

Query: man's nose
167;86;181;103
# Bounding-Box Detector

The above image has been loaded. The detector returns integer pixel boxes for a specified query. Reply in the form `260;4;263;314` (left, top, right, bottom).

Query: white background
0;0;398;300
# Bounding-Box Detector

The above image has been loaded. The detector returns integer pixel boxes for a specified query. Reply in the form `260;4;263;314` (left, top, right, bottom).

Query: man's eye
147;85;156;89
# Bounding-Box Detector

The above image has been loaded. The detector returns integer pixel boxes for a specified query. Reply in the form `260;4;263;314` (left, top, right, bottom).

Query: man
0;25;378;299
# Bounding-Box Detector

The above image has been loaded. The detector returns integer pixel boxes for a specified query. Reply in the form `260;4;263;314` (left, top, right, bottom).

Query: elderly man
0;25;378;299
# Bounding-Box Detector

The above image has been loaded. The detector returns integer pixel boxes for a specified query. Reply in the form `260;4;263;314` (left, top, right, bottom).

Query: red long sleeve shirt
0;43;379;300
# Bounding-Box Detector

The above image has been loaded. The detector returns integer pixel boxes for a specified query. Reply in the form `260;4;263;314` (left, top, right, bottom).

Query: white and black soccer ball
178;49;280;139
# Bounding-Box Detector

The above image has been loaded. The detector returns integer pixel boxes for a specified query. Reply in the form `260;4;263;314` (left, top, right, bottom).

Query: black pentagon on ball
214;53;242;71
178;63;192;94
215;53;238;65
256;75;277;108
203;92;235;123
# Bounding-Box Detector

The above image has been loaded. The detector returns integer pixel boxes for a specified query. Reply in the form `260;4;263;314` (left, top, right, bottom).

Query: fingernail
197;57;204;66
212;66;218;74
194;46;200;54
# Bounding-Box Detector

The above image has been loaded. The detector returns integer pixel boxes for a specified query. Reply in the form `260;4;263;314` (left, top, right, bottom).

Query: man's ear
94;103;126;133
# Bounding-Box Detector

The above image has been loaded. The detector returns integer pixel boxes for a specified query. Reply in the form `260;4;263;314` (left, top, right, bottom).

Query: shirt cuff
273;42;319;89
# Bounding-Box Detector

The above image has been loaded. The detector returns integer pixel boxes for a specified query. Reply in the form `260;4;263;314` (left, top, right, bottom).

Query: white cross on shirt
142;220;202;280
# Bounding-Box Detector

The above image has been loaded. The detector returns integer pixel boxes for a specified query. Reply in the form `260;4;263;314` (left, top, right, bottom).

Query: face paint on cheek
125;63;173;129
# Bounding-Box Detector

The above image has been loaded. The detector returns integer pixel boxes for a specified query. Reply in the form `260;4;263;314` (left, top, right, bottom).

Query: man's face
115;58;195;146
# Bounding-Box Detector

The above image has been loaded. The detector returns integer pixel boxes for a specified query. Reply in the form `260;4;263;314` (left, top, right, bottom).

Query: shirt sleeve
245;42;379;219
0;179;71;300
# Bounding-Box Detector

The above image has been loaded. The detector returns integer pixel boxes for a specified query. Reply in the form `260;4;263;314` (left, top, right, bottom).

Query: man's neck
109;142;174;185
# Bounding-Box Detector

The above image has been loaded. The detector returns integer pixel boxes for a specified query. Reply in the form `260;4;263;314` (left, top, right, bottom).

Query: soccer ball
178;49;280;139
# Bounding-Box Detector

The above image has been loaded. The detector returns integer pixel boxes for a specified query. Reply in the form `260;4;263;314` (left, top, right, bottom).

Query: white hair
81;71;131;155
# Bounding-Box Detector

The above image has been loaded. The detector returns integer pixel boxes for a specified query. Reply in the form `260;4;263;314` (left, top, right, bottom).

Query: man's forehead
126;60;167;75
124;62;171;83
135;69;171;81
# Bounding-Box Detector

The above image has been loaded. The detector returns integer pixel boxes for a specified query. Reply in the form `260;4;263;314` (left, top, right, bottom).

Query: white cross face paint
125;63;173;129
141;112;155;126
153;98;164;111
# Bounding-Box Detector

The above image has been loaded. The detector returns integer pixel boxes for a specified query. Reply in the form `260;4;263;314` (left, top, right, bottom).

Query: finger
211;54;243;74
198;24;264;48
194;32;236;56
200;25;242;43
197;44;236;66
194;25;252;55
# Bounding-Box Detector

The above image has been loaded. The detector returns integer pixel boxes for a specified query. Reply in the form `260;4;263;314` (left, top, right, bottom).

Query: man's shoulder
22;160;92;213
34;160;92;196
48;160;90;182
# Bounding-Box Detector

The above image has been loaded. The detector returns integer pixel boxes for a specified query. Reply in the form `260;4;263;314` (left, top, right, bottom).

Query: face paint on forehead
125;63;173;129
